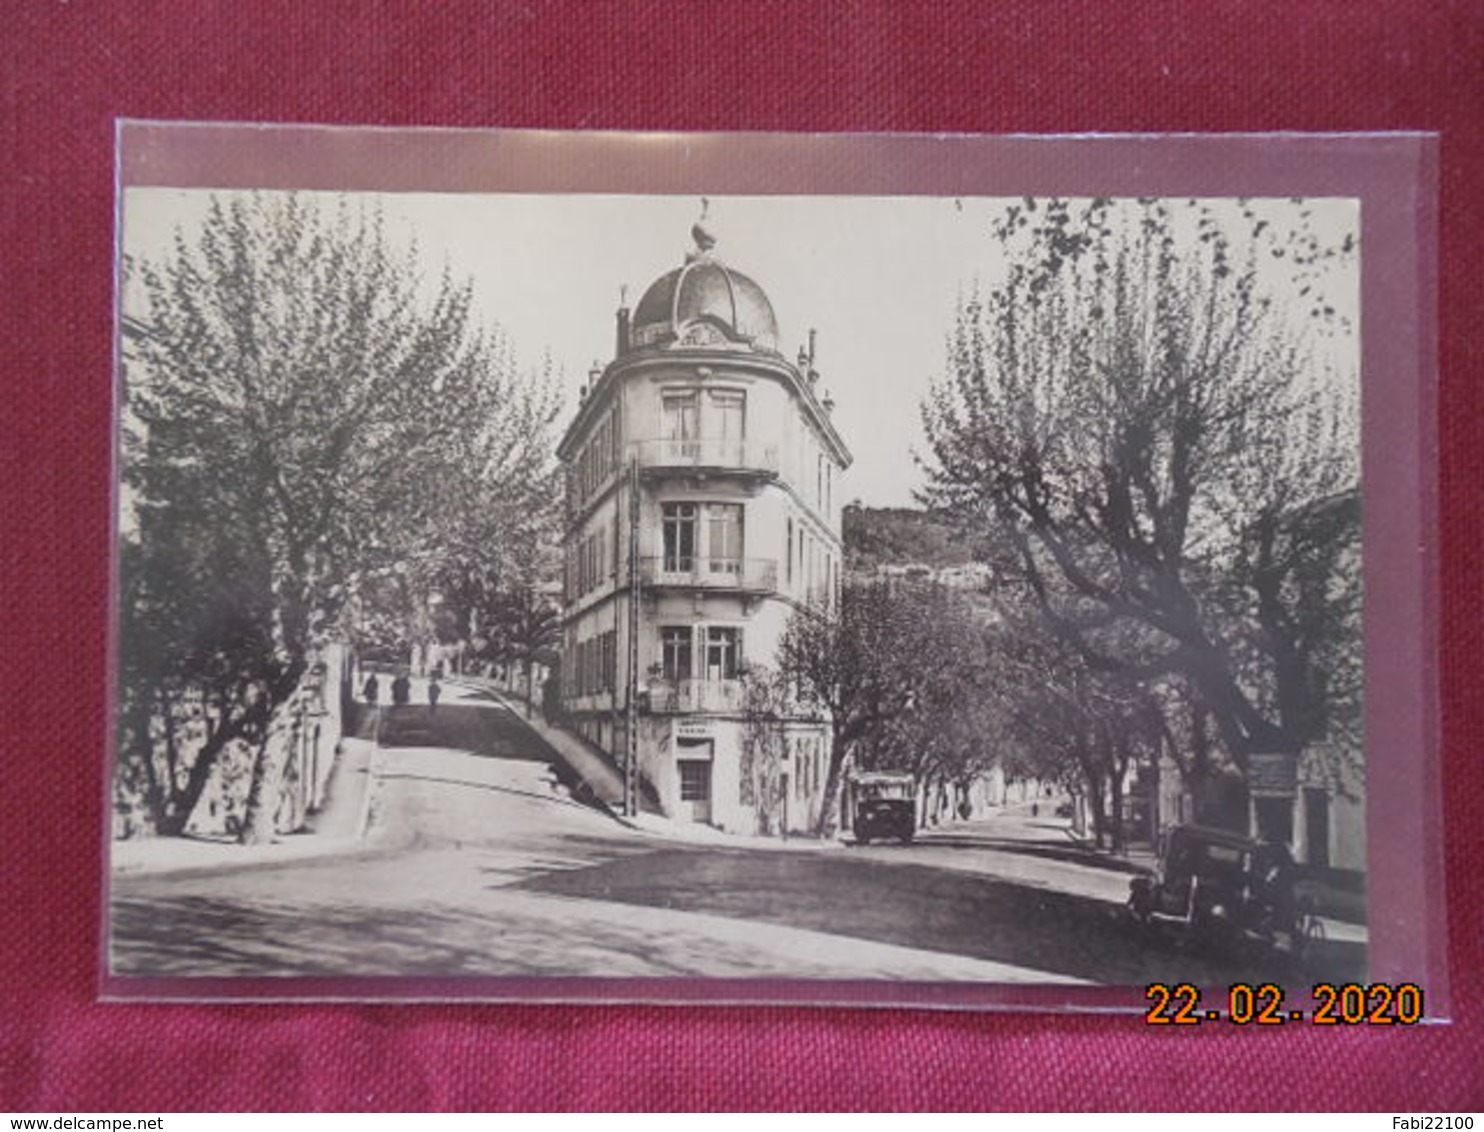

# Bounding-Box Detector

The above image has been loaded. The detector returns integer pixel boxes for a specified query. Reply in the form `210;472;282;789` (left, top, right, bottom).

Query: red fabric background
1;1;1479;1112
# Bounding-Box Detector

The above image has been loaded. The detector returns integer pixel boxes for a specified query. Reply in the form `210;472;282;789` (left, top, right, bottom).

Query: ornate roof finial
691;196;717;255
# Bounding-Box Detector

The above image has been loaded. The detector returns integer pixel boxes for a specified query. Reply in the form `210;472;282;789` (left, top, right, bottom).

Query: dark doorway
1304;787;1331;868
1253;795;1294;845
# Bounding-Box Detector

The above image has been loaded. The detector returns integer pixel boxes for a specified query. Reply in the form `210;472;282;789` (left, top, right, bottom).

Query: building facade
556;215;851;834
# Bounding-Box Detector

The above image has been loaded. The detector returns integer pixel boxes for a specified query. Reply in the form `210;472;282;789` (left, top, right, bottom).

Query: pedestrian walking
428;677;442;714
362;673;380;705
391;672;411;706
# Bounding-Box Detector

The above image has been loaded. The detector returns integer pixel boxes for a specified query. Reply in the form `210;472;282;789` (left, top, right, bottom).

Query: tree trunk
812;729;849;838
238;670;306;844
118;691;167;836
155;705;242;837
1085;770;1107;848
1184;645;1292;774
1146;750;1161;844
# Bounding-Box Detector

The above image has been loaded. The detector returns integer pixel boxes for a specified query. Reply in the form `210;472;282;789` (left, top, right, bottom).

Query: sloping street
109;682;1364;988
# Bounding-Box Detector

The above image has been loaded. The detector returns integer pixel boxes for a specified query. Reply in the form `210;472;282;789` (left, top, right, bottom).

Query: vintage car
1126;824;1323;959
847;772;917;845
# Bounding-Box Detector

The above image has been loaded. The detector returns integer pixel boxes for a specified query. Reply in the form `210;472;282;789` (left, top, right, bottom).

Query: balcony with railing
632;437;779;477
645;677;747;715
639;556;778;594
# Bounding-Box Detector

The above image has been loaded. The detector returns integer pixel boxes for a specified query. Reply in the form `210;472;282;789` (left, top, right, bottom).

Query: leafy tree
864;587;997;826
987;602;1169;849
737;665;795;836
119;191;555;842
476;581;563;709
922;197;1360;786
418;352;564;673
773;578;968;835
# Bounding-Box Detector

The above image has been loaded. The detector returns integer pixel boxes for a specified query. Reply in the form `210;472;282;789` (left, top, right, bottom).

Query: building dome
627;243;779;354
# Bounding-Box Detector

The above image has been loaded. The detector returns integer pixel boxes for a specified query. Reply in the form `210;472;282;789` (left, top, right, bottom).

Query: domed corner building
555;212;852;835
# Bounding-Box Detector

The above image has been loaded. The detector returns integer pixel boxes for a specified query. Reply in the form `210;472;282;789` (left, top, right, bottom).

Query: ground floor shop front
567;708;834;836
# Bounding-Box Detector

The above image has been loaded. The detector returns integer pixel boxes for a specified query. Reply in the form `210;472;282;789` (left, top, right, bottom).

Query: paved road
109;684;1365;986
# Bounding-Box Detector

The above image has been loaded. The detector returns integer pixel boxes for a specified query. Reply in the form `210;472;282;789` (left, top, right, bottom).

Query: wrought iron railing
645;677;747;714
632;438;779;474
639;556;777;592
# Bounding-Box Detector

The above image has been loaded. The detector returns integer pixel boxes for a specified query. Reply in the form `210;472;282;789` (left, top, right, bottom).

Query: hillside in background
842;505;976;572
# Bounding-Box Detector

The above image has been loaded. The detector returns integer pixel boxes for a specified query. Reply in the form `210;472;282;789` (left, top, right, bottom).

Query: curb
355;740;380;842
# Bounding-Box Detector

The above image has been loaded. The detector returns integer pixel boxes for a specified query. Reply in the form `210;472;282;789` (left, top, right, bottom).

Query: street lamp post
624;456;642;818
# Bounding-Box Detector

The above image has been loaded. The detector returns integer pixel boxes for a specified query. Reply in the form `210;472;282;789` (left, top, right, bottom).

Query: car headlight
1210;904;1227;919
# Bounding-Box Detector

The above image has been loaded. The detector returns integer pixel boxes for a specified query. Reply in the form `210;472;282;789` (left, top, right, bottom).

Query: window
705;626;740;681
600;630;616;692
678;760;711;802
709;390;745;462
574;413;617;503
660;626;693;681
662;392;698;458
710;390;745;436
706;503;743;573
574;526;609;595
662;503;697;571
785;518;793;585
580;638;597;696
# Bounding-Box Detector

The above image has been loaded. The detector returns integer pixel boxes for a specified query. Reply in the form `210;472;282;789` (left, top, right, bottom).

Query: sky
121;191;1358;508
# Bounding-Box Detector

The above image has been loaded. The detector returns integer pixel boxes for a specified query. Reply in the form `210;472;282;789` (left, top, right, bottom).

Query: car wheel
1125;895;1154;939
1295;912;1326;961
1193;913;1239;961
856;832;871;846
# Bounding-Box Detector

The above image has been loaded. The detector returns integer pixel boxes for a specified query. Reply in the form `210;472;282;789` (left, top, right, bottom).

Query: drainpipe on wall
624;455;642;818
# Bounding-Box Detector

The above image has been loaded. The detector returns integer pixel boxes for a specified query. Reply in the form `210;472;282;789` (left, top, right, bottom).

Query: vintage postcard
105;126;1442;1014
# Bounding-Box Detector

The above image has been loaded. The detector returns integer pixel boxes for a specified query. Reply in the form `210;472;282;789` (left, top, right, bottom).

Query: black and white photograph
107;131;1380;1001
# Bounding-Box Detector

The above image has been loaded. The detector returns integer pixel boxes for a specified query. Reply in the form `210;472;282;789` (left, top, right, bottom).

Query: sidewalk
109;738;379;878
961;808;1368;942
447;678;856;850
449;677;630;812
